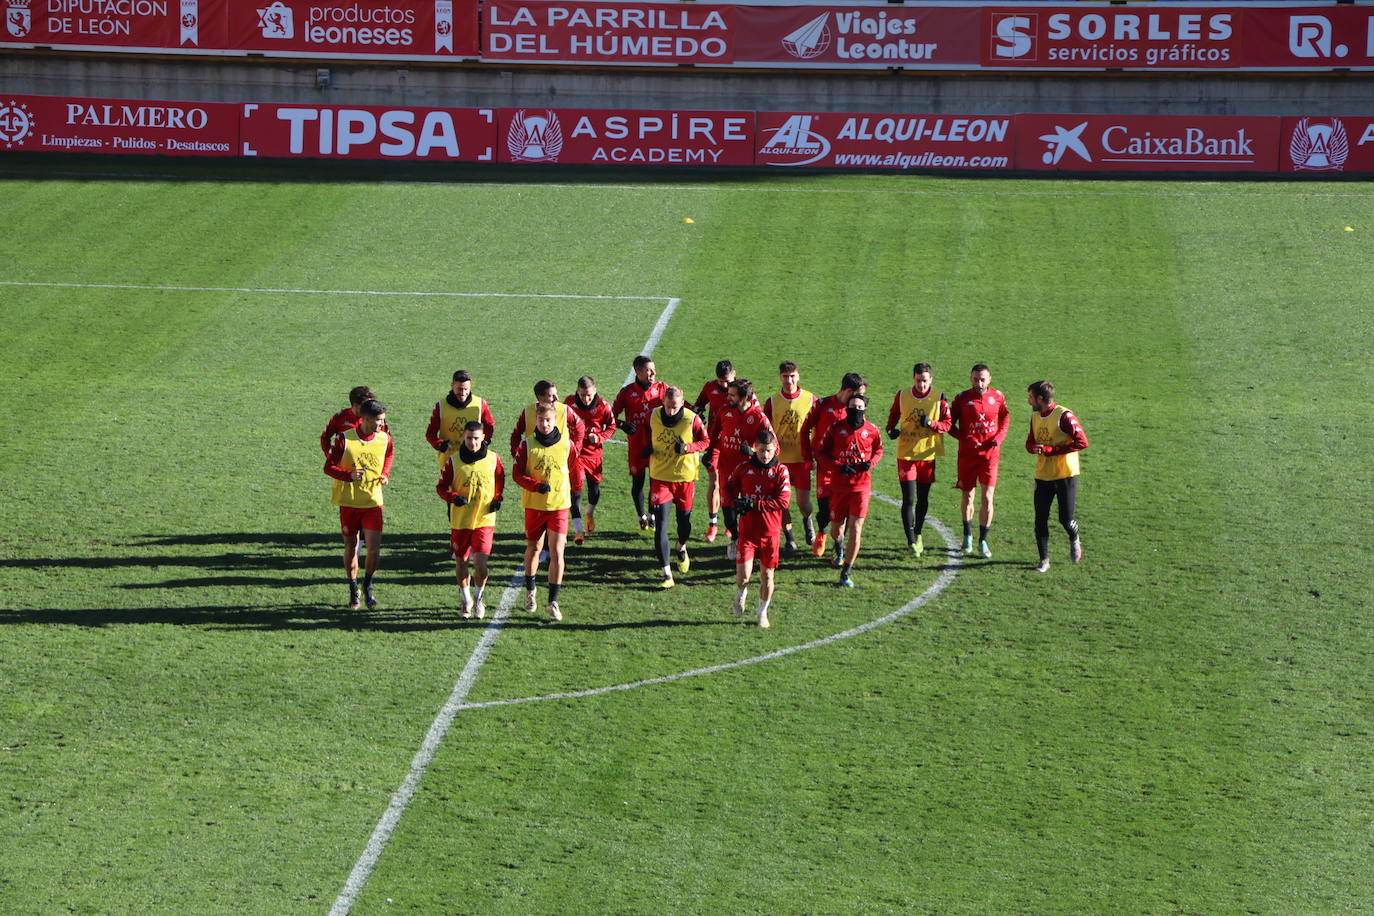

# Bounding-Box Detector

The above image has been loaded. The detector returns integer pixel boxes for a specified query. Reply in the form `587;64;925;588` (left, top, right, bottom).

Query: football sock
815;497;830;531
631;473;647;520
709;513;719;525
461;585;472;604
803;517;816;544
675;507;692;543
569;490;582;520
723;506;738;539
841;564;852;579
914;483;931;537
572;516;584;534
963;519;972;541
474;585;485;601
980;525;990;542
348;579;359;603
548;583;561;602
900;479;917;543
1037;535;1051;562
586;478;600;505
524;575;535;591
653;503;672;566
758;597;771;615
737;586;748;603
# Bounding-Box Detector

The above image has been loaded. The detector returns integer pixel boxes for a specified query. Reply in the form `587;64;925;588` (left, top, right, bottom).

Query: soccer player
725;429;792;628
323;399;393;610
512;403;572;621
566;375;617;540
885;362;951;560
800;371;866;558
437;421;505;618
692;359;735;543
763;360;817;556
425;370;496;467
642;386;711;588
611;355;668;533
949;364;1010;559
320;385;382;455
714;378;773;560
817;393;883;587
1026;380;1089;572
509;379;585;457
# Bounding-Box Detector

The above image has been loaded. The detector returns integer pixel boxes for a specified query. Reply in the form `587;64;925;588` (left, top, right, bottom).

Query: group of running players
320;358;1088;627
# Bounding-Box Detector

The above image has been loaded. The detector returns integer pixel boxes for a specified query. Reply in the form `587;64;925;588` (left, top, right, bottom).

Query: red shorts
450;526;494;560
569;458;586;493
956;450;1000;490
736;531;781;569
524;507;569;541
814;467;834;499
650;478;695;511
897;458;937;484
784;461;811;493
830;483;871;520
339;505;383;537
575;451;604;485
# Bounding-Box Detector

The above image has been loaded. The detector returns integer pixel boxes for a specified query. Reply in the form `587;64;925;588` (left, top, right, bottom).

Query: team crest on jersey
507;110;563;162
1289;117;1348;171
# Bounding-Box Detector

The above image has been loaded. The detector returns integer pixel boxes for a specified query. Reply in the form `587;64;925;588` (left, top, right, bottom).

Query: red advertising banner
1244;7;1374;69
982;5;1241;69
240;103;497;159
756;111;1013;169
1280;116;1374;173
1016;113;1279;172
498;108;754;165
230;0;477;58
0;93;236;154
735;4;978;68
483;0;733;64
2;0;226;50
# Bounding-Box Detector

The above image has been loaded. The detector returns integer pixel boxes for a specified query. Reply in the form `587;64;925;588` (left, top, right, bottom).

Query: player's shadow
0;603;481;632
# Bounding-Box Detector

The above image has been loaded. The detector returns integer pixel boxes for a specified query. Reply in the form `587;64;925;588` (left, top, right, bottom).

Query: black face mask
846;408;866;428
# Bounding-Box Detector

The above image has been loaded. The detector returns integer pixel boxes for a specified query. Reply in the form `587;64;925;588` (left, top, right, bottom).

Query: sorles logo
990;13;1034;60
782;13;831;60
1289;117;1348;171
1039;122;1092;165
6;0;32;39
759;115;831;167
258;1;294;39
0;99;34;149
507;110;563;162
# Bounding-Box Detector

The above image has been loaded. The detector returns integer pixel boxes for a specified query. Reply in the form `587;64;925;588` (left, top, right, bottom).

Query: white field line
0;280;669;302
621;297;680;387
2;168;1370;199
327;577;520;916
461;503;961;712
329;294;681;916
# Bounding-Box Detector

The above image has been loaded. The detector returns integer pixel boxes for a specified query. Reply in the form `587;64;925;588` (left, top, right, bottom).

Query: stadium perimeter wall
4;54;1374;117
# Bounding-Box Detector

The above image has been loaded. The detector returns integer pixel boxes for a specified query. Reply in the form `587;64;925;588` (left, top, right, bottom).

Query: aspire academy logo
506;109;563;162
1288;117;1348;170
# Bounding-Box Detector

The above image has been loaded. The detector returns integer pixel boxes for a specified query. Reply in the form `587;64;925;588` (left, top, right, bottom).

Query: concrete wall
4;52;1374;115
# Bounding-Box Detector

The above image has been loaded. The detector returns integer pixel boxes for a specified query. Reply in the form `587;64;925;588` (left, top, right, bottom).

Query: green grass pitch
2;158;1372;914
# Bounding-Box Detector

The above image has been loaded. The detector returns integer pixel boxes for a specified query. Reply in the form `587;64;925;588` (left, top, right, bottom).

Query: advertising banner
239;103;497;159
1244;6;1374;69
498;108;754;165
1017;113;1279;172
230;0;477;58
982;5;1241;69
756;111;1013;169
1279;116;1374;172
483;0;733;64
734;4;978;68
1;0;225;50
0;93;236;154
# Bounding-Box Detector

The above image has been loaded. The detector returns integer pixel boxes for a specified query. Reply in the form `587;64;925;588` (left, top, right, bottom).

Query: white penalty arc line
330;295;681;916
461;509;961;712
0;280;671;302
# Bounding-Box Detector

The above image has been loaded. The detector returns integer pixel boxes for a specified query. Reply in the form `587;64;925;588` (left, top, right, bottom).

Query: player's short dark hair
848;393;868;409
451;370;472;384
913;363;932;376
779;360;798;374
633;355;653;371
755;429;776;446
715;360;733;378
534;380;555;398
578;375;596;389
971;363;990;374
841;372;865;392
359;399;385;418
463;420;484;433
1027;380;1055;400
348;386;375;406
729;378;754;402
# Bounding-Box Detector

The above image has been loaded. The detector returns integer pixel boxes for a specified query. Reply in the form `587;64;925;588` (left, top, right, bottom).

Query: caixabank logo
0;99;34;149
1288;117;1348;171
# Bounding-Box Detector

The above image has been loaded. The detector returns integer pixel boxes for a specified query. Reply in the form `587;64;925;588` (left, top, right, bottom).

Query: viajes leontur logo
782;13;831;60
1289;117;1348;171
6;0;32;39
0;100;34;149
507;110;563;162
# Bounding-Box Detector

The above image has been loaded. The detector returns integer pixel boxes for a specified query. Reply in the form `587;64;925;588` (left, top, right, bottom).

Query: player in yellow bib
512;402;573;621
426;370;495;468
884;362;951;559
643;386;711;588
437;421;506;618
323;399;393;610
1025;380;1089;572
763;360;817;556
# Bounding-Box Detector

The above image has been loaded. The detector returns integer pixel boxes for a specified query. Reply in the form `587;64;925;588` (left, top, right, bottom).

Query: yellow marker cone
1344;226;1355;231
682;218;695;224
